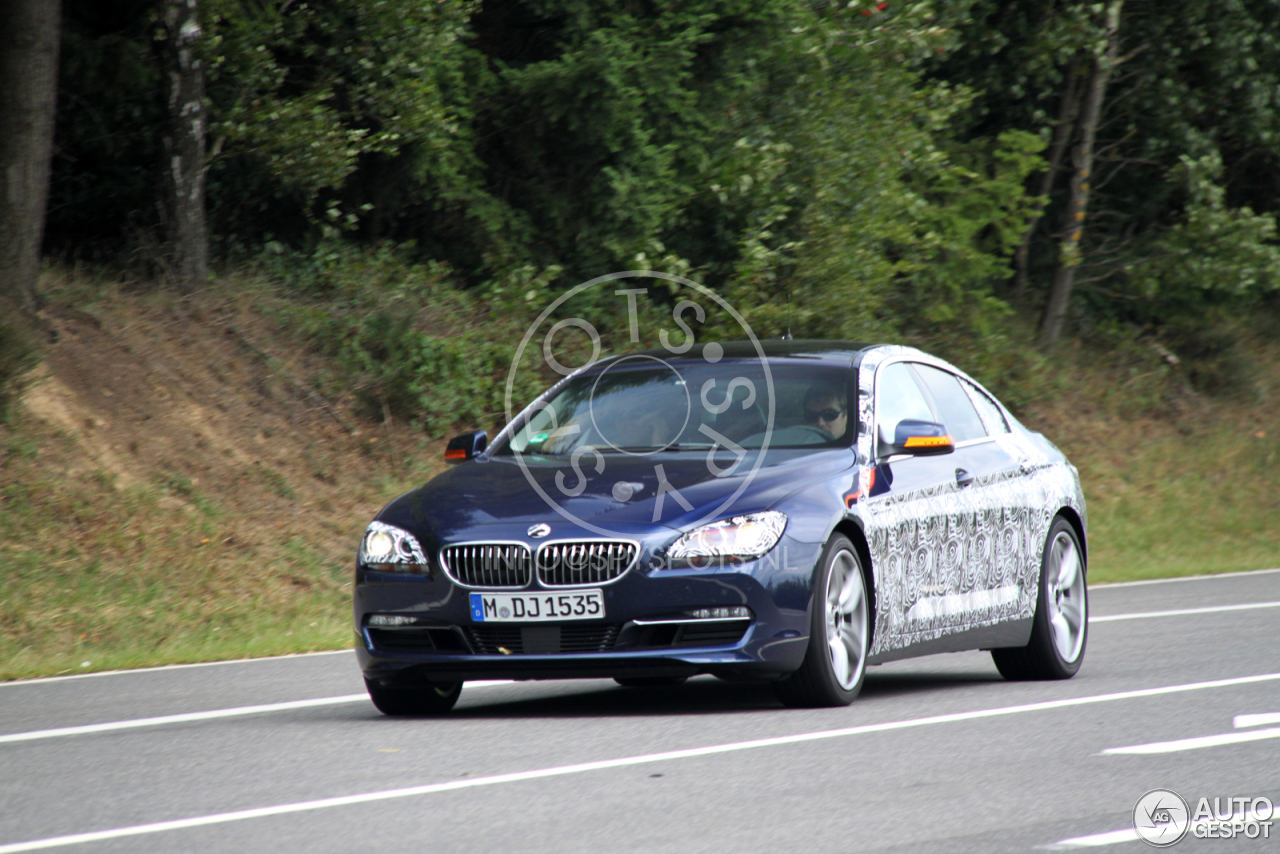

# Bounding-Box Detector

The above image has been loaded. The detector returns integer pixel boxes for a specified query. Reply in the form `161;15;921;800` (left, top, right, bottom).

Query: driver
803;383;848;440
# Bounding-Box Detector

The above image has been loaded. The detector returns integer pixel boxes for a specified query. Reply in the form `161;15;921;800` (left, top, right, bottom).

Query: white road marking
1101;725;1280;755
0;650;353;687
1235;712;1280;728
1093;566;1280;588
1091;601;1280;622
0;696;369;745
0;682;512;745
2;671;1278;853
1045;827;1139;848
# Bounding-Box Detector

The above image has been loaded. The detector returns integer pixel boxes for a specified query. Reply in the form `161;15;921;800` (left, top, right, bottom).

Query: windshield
495;359;855;456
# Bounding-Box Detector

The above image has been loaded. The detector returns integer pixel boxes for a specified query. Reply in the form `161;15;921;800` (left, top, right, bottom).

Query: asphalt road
2;569;1279;853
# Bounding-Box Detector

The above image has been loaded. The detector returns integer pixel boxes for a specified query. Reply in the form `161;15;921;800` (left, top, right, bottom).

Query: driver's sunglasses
805;407;845;423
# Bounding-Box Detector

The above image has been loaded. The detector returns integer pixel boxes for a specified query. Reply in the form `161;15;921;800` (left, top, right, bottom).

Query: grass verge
0;415;432;682
1023;339;1280;583
1;431;346;681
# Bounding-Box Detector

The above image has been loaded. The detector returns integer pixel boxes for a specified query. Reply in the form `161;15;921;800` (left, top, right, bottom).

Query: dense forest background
6;0;1280;427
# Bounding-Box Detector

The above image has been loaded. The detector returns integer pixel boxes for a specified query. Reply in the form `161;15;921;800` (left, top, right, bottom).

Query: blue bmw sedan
354;341;1087;713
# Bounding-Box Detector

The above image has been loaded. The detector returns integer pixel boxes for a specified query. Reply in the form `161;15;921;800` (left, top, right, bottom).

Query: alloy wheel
826;548;867;690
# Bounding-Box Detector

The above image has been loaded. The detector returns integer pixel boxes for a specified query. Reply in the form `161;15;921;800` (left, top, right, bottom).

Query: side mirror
886;419;954;456
445;430;488;464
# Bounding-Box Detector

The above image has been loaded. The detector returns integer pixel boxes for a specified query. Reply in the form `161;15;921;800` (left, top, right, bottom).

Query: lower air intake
464;624;621;655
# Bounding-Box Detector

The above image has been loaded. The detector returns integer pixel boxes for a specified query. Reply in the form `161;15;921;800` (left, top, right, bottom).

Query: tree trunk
1013;60;1083;302
158;0;209;286
0;0;62;316
1037;0;1123;350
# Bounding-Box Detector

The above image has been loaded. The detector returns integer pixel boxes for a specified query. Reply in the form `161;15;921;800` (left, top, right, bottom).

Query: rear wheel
992;517;1087;680
364;678;462;716
774;535;869;708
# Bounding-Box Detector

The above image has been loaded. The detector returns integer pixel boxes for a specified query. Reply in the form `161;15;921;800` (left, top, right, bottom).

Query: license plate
469;590;604;622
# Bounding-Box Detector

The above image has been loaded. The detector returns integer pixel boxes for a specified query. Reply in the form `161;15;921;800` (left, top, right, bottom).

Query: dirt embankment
0;280;444;679
15;289;434;530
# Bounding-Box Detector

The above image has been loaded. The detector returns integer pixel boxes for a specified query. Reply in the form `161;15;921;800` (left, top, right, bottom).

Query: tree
1037;0;1122;349
933;0;1280;350
0;0;62;314
1012;59;1082;300
157;0;209;284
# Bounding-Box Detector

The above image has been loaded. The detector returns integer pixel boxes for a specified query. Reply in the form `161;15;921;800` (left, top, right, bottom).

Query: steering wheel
791;424;837;442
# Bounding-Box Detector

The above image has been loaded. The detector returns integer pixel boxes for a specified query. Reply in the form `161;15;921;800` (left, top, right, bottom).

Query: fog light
687;606;752;620
368;614;418;627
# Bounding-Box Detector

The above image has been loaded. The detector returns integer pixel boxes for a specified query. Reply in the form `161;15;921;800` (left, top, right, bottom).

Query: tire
992;516;1088;681
774;535;869;708
614;676;689;688
365;678;463;716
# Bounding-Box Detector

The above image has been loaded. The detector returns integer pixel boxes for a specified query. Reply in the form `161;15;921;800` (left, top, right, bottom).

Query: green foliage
731;8;939;340
1123;154;1280;312
701;5;1046;394
1107;153;1280;395
206;1;1056;427
258;243;544;433
235;2;1052;422
52;0;1280;412
455;0;813;281
46;1;1280;358
891;129;1045;329
206;0;479;203
706;4;1029;347
202;0;503;253
931;0;1280;350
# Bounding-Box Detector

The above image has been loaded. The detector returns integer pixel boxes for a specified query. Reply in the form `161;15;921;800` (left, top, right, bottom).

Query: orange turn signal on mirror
904;435;953;448
444;448;467;460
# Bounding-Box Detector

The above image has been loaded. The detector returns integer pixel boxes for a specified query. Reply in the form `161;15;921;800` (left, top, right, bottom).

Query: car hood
381;448;855;542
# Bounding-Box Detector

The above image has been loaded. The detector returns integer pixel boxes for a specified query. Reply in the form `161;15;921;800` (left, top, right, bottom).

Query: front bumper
354;536;822;685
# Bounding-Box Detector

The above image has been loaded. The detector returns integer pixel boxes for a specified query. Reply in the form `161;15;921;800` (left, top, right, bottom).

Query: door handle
955;468;974;487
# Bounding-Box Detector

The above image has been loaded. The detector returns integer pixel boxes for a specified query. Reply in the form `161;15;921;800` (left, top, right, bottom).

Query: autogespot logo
1133;789;1276;845
502;270;774;539
1134;789;1191;847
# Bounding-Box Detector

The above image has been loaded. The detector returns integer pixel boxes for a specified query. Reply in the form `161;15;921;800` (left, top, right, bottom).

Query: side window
960;378;1010;435
910;363;987;443
875;362;935;451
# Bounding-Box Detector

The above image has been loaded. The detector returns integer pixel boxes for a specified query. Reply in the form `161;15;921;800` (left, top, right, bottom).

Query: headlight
667;511;787;561
359;522;430;573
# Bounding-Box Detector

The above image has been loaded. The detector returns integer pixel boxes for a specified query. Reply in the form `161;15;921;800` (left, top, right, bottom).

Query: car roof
592;341;997;402
622;339;876;367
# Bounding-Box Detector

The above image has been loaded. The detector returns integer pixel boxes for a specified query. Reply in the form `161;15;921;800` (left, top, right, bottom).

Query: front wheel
991;517;1088;680
774;535;869;708
365;678;462;716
